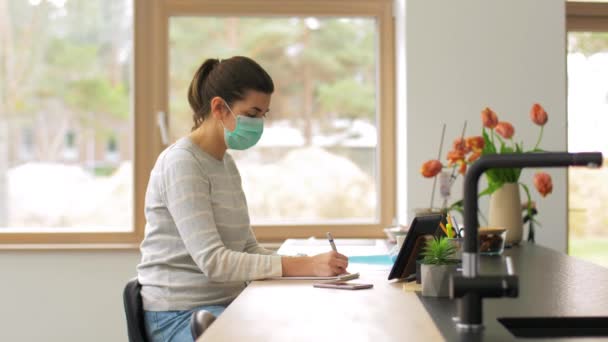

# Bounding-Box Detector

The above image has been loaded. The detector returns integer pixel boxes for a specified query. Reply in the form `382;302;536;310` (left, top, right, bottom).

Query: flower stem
519;182;533;222
534;125;544;150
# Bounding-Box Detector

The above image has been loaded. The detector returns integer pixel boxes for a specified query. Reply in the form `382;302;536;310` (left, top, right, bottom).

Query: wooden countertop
198;240;608;341
198;239;443;342
198;269;442;341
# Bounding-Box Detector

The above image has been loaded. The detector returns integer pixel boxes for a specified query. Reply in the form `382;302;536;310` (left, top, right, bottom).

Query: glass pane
0;0;133;232
169;17;378;224
567;31;608;266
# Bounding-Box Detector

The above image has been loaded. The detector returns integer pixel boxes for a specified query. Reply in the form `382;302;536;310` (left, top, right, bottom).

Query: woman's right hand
311;251;349;276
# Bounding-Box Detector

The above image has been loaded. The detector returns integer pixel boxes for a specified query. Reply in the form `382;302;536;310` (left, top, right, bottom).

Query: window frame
0;0;157;247
567;2;608;32
565;1;608;253
0;0;396;247
154;0;396;242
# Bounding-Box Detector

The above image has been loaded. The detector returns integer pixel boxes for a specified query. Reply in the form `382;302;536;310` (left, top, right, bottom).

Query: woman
137;56;348;342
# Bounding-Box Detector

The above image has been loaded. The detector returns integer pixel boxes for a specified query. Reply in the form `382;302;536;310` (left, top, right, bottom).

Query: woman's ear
209;96;228;121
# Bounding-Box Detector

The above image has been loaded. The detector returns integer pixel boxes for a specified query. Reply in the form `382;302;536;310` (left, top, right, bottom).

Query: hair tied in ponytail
187;56;274;131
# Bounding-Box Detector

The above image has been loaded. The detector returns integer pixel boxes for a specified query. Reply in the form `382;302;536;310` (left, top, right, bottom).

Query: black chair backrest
123;278;148;342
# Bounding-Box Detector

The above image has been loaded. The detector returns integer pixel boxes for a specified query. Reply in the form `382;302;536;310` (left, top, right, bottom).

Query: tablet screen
387;214;443;280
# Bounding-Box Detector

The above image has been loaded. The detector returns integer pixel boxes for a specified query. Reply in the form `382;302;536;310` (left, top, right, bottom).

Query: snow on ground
5;147;375;229
239;146;376;221
7;162;133;229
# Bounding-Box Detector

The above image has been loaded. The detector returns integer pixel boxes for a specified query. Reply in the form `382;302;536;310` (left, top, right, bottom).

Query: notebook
267;272;360;281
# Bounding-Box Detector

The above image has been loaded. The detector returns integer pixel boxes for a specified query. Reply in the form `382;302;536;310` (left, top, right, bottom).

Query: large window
159;0;395;241
0;0;144;244
169;17;379;224
0;0;395;245
567;2;608;266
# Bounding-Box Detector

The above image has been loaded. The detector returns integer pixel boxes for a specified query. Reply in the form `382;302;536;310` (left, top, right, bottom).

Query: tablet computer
387;214;443;280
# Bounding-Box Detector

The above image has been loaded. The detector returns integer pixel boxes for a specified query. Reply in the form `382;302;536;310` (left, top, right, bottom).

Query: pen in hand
326;232;338;252
326;232;349;275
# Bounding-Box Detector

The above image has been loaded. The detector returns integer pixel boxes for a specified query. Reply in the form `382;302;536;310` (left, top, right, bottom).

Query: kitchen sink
498;317;608;338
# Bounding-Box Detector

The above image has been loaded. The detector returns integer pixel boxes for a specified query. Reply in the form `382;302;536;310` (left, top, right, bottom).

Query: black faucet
450;152;603;331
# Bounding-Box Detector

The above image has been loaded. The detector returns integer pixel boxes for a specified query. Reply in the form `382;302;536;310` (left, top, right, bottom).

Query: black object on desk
388;214;443;280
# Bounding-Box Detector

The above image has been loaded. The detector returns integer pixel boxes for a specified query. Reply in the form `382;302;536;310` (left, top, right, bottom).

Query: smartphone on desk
313;282;373;290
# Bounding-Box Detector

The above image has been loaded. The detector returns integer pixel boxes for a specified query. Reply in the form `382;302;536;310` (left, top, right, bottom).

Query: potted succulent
420;237;460;297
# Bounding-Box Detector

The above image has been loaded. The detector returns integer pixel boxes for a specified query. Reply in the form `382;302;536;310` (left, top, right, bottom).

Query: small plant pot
421;263;460;297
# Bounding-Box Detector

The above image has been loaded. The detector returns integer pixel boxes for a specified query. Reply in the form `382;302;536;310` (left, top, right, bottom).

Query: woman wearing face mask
137;56;348;342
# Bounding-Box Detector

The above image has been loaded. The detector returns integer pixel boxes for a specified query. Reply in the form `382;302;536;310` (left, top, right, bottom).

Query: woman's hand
311;251;348;276
281;251;349;277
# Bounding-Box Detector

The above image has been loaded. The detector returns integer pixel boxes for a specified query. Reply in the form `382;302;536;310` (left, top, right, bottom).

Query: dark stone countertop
418;243;608;341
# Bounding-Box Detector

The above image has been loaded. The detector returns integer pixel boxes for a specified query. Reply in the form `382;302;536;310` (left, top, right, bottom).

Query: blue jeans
144;305;226;342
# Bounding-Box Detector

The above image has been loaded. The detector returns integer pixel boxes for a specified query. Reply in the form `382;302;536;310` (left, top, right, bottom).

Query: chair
190;310;216;340
123;278;148;342
123;277;216;341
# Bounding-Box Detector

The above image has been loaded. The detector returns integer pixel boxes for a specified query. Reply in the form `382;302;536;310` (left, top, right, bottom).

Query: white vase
488;182;523;245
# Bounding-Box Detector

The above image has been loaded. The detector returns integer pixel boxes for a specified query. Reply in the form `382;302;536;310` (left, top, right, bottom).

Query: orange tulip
530;103;548;126
420;160;443;178
481;107;499;129
452;137;470;153
458;161;467;175
467;150;482;163
446;150;465;166
465;136;485;152
533;172;553;197
495;122;515;139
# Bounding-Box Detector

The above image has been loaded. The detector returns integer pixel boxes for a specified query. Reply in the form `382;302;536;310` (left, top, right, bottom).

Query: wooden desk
199;240;608;341
198;239;443;342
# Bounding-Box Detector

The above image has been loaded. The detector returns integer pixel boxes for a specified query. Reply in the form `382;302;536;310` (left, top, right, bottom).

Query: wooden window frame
565;1;608;253
1;0;395;247
153;0;396;242
0;1;158;247
567;2;608;32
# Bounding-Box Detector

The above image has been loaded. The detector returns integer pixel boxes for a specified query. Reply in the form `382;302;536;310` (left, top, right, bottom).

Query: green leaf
448;200;463;213
519;182;534;225
501;145;514;154
513;168;522;181
421;237;457;265
482;129;497;154
479;181;503;197
494;133;506;146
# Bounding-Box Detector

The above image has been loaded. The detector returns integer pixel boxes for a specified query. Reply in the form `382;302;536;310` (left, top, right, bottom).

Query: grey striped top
137;137;282;311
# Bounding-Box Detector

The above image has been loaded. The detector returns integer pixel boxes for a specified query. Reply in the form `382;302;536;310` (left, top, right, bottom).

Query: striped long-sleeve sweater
137;137;282;311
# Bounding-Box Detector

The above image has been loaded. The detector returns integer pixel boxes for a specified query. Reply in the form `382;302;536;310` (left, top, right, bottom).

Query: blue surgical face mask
222;101;264;150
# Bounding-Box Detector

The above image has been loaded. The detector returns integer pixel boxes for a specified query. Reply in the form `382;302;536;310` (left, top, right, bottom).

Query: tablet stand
402;234;433;278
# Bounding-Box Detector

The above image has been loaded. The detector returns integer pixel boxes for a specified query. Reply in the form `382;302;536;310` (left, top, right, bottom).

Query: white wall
0;250;140;341
0;1;569;341
0;121;7;226
402;0;568;252
395;0;408;226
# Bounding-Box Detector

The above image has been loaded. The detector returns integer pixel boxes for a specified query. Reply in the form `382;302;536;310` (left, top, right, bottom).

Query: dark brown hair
188;56;274;130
